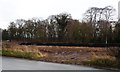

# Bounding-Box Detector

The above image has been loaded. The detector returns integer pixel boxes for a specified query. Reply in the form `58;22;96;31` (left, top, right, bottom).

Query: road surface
1;56;100;70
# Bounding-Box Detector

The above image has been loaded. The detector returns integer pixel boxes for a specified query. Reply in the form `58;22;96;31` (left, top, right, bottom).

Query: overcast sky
0;0;119;29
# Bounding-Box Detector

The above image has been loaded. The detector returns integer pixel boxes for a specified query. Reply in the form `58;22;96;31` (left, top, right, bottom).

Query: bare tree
83;6;116;43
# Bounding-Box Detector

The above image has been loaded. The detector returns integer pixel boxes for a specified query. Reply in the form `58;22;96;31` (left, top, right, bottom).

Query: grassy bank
0;49;43;60
1;41;120;70
83;58;120;69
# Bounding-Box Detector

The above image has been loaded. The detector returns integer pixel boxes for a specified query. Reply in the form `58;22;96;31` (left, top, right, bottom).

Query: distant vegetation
2;6;120;44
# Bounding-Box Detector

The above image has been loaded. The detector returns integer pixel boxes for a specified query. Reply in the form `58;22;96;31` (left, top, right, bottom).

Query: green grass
1;49;42;60
0;50;2;55
61;60;81;64
83;58;120;69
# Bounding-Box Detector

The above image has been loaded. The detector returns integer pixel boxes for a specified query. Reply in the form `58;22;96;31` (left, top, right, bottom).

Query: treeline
2;6;120;44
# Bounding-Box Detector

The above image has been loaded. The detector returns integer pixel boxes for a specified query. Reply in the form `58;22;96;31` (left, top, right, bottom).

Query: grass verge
83;58;120;69
0;49;42;60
